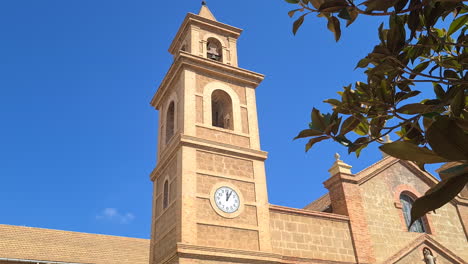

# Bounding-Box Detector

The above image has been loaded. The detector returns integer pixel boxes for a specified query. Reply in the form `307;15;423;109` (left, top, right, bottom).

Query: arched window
163;180;169;209
207;38;222;62
400;194;426;233
211;90;233;130
165;101;175;144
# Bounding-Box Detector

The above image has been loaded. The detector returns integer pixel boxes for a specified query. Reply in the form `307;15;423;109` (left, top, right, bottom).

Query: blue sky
0;0;412;239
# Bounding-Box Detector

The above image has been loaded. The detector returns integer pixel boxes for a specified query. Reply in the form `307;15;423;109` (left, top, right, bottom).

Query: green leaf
293;14;307;35
284;0;300;3
447;14;468;36
394;0;409;12
318;0;349;12
305;136;330;151
327;16;342;41
353;121;369;136
355;58;370;69
288;8;304;17
426;116;468;161
396;103;439;115
324;99;342;106
410;172;468;226
294;128;324;140
379;141;449;163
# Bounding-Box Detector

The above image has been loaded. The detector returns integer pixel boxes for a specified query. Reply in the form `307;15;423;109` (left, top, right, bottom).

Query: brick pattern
304;193;331;212
0;224;149;264
196;173;256;202
196;126;250;148
196;74;247;105
154;203;177;242
360;162;468;262
196;198;258;226
152;227;177;263
196;151;254;179
269;211;355;262
241;107;249;134
196;224;259;251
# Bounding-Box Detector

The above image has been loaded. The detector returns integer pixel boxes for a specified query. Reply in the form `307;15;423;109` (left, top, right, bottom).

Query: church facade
0;4;467;264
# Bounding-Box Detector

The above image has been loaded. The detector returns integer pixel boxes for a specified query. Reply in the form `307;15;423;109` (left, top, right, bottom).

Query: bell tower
149;3;271;264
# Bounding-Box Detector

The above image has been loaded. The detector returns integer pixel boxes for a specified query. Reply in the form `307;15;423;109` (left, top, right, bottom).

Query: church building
0;4;466;264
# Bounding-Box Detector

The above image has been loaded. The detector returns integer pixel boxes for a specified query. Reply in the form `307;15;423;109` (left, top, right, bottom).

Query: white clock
214;186;240;213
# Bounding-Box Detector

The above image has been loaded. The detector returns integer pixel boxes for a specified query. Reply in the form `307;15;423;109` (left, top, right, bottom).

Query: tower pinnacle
198;1;217;21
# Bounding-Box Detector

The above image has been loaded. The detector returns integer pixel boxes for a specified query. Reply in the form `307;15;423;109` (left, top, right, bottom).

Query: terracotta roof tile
0;224;149;264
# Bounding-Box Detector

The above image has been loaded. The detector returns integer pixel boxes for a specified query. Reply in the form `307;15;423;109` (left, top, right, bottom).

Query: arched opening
206;38;222;62
211;90;233;130
400;193;426;233
163;180;169;209
165;101;175;144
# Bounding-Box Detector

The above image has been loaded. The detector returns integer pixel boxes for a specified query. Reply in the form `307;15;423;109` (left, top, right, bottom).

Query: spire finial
334;153;341;161
202;0;207;5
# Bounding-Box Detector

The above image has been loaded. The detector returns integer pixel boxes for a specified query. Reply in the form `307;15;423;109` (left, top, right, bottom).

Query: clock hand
226;191;232;201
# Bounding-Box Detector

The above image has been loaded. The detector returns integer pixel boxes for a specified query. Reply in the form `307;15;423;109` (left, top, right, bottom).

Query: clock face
214;186;240;213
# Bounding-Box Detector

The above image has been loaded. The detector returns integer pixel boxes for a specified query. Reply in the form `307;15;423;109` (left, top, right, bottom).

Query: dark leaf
340;116;361;135
293;14;307;35
444;69;459;79
327;16;342;41
410;172;468;226
305;136;330;151
346;7;359;27
294;128;324;140
426;116;468;160
318;0;349;12
451;88;465;116
379;141;449;163
338;8;351;20
284;0;300;3
288;8;304;17
311;108;327;131
396;103;439;114
433;84;445;100
394;0;409;12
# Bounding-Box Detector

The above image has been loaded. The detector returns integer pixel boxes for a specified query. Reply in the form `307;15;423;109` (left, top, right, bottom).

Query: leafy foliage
286;0;468;224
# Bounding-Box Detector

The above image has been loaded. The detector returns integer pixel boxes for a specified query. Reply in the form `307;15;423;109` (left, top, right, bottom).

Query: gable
384;235;467;264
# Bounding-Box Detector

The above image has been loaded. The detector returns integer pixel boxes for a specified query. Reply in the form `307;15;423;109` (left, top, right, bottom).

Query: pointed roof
198;2;217;21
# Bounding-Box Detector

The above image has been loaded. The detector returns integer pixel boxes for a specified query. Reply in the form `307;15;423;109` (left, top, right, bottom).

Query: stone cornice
150;52;264;109
269;204;350;222
168;13;242;55
175;243;357;264
150;134;268;181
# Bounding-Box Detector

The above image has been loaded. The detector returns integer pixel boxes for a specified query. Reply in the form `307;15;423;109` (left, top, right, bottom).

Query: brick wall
196;126;250;148
360;161;468;262
197;224;259;250
269;210;355;262
196;151;253;179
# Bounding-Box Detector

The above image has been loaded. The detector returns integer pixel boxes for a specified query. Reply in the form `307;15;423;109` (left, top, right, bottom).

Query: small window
400;194;426;233
211;90;233;130
163;180;169;209
207;38;222;62
165;101;175;144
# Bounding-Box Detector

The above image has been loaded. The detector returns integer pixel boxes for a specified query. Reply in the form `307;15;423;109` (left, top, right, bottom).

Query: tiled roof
303;193;331;212
0;224;149;264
